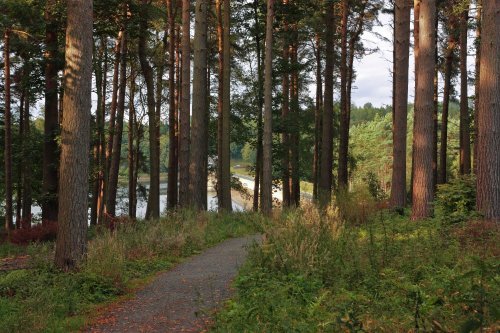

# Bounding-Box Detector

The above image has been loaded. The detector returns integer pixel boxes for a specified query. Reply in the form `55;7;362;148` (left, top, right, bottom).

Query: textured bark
128;68;137;219
313;32;323;201
252;0;264;211
289;37;300;207
167;0;179;209
215;0;232;211
338;0;349;190
459;7;471;175
473;0;481;174
21;87;32;226
410;0;420;203
281;0;291;208
179;0;191;207
411;0;436;220
4;29;13;231
319;0;335;206
139;0;160;219
438;28;456;184
42;0;60;223
220;0;232;211
54;0;92;270
106;29;128;217
189;0;209;210
96;40;108;225
261;0;274;215
390;0;411;209
476;0;500;220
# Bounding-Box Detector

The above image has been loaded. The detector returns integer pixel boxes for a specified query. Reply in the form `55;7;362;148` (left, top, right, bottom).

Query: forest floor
84;235;261;333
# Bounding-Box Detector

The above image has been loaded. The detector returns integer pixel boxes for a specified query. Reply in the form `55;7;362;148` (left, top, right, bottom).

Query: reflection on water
24;186;243;222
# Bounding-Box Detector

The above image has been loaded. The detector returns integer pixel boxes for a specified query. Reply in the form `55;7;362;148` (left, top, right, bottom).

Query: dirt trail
85;235;261;333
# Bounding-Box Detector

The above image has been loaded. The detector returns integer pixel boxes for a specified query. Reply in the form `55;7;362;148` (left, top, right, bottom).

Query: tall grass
212;200;500;332
0;210;264;333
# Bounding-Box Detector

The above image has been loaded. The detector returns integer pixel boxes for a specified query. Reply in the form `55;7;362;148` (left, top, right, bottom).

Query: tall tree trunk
219;0;232;211
22;88;32;227
103;30;123;219
281;0;291;207
179;0;191;207
410;0;420;204
473;0;481;174
189;0;209;210
42;0;60;223
96;39;108;225
476;0;500;220
459;6;471;175
139;0;160;219
16;90;24;228
289;37;300;207
90;38;106;226
167;0;179;209
438;29;456;184
262;0;275;215
3;29;13;232
106;29;128;217
54;0;92;270
390;0;411;208
252;0;264;211
319;0;335;206
338;0;349;190
128;68;137;219
411;0;436;220
313;32;323;201
432;14;438;192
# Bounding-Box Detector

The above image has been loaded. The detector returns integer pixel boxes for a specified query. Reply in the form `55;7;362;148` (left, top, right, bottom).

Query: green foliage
0;211;263;333
212;209;500;332
435;176;479;224
241;142;256;163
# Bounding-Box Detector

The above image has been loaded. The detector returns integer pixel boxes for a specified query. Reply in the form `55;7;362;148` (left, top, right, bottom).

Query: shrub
435;176;479;224
8;221;58;245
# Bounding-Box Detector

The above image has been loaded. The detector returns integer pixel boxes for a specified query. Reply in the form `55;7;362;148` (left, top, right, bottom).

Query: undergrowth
212;197;499;332
0;210;263;333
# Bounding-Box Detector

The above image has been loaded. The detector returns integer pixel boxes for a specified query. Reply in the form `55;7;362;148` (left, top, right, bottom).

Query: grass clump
0;210;263;333
212;204;500;332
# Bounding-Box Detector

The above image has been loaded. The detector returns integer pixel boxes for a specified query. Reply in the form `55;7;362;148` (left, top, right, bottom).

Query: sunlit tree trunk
54;0;92;270
476;0;500;220
411;0;436;220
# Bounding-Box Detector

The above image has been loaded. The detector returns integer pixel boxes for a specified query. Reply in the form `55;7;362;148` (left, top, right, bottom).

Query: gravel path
85;235;261;333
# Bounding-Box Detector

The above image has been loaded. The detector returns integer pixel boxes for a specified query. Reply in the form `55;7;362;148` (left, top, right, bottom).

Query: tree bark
189;0;209;210
338;0;349;190
252;0;264;211
106;28;128;217
459;6;471;175
411;0;436;220
289;36;300;207
3;29;13;232
313;32;323;202
54;0;92;270
139;0;160;219
473;0;481;174
179;0;191;207
390;0;411;209
476;0;500;220
167;0;179;209
438;27;456;184
22;85;32;226
281;0;291;207
42;0;60;223
262;0;275;215
319;0;335;206
128;68;137;219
